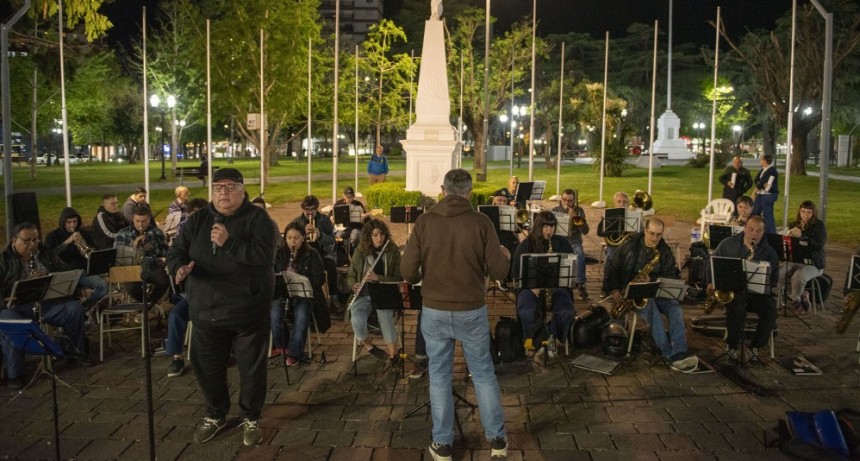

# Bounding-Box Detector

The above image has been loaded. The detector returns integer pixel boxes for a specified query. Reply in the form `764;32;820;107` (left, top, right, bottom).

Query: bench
176;166;219;185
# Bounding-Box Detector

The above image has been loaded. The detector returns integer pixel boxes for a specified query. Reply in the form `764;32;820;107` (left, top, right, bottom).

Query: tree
719;0;860;175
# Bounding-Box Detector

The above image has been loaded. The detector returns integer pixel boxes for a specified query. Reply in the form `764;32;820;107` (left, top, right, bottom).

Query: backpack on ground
494;316;525;363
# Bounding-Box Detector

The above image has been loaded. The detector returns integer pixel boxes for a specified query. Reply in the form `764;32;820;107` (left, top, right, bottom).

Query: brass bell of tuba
632;190;653;211
515;209;531;229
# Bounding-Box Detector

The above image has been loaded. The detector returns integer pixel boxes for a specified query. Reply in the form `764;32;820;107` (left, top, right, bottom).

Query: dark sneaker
748;348;765;368
239;418;262;446
167;358;185;377
408;365;426;379
800;292;811;311
578;286;589;300
789;299;806;315
193;417;226;443
368;346;388;361
429;441;453;461
489;436;508;458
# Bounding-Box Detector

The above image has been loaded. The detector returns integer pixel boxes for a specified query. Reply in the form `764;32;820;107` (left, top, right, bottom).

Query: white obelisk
402;0;460;196
651;0;694;161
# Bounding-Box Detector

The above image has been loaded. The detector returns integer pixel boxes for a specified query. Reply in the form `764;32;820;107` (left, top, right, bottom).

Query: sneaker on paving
748;348;765;367
408;365;426;379
670;354;699;372
429;442;453;461
285;356;299;367
578;286;589;300
193;417;226;443
726;348;740;364
167;357;185;377
489;437;508;458
546;335;558;359
269;348;286;359
239;418;262;446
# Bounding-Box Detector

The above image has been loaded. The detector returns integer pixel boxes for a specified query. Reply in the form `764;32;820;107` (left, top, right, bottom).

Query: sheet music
558;253;576;288
349;205;363;224
743;260;771;295
730;172;737;185
731;226;744;235
44;270;84;301
530;180;546;201
553;212;570;237
498;205;518;232
656;278;687;301
282;272;314;298
625;209;643;233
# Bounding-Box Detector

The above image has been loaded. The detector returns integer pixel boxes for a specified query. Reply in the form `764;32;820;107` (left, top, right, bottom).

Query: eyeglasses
302;208;318;213
17;238;39;245
645;231;663;238
213;183;241;193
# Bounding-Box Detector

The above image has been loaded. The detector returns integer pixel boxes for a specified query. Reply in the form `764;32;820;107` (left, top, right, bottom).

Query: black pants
190;318;270;421
725;293;776;350
125;267;170;309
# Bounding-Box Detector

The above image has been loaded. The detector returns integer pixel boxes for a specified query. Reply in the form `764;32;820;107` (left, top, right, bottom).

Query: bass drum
568;305;611;349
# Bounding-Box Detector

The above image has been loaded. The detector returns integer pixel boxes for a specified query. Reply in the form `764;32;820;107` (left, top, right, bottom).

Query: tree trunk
790;134;808;176
472;128;486;182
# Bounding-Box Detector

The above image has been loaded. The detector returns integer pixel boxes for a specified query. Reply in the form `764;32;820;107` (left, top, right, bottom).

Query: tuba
515;209;531;230
837;291;860;334
632;190;653;211
610;250;660;318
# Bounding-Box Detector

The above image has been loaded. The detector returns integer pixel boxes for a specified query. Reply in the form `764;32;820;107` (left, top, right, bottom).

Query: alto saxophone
836;290;860;334
610;250;660;318
703;242;755;313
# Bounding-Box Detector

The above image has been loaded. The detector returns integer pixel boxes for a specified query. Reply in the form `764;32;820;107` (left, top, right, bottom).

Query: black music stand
602;208;625;235
709;256;754;365
518;253;576;368
766;233;814;324
478;205;501;232
849;256;860;292
367;282;412;397
87;248;117;276
478;206;516;301
0;320;64;460
281;272;315;381
513;182;534;209
390;205;423;237
707;225;733;251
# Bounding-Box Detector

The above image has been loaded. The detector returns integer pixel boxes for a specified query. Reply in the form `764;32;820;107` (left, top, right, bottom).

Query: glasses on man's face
213;183;240;193
17;237;39;245
645;231;663;238
302;208;317;213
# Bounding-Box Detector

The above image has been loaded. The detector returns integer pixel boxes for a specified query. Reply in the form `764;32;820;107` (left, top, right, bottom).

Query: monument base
652;138;694;161
402;135;460;197
635;155;662;169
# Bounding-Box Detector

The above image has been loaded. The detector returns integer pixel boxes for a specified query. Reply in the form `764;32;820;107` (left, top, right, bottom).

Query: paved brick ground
2;201;858;460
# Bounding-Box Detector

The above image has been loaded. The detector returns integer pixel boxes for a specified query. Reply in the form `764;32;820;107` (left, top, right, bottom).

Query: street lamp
732;124;742;155
149;93;176;180
617;108;628;147
693;122;706;155
174;119;186;161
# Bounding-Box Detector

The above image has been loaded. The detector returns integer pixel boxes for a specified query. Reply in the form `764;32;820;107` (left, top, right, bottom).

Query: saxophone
703;241;755;313
28;250;39;278
610;250;660;318
836;290;860;334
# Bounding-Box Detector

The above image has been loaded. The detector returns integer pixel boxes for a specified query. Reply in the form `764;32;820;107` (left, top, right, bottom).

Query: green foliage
469;184;498;209
364;183;423;214
594;142;630;177
35;0;113;41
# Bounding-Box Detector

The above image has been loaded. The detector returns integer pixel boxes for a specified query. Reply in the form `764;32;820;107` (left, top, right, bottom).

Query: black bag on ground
494;316;525;363
312;299;331;334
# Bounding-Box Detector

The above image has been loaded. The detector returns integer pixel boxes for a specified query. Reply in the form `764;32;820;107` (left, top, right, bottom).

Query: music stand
514;182;534;208
284;272;315;370
517;253;576;368
366;282;413;396
710;256;756;366
390;205;424;237
87;248;117;276
602;208;625;235
529;180;546;201
553;211;571;238
849;256;860;291
478;205;501;232
0;320;64;459
43;270;84;301
707;225;733;251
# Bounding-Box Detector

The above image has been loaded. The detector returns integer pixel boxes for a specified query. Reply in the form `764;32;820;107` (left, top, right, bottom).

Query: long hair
358;219;392;256
527;211;557;253
792;200;818;228
283;221;309;257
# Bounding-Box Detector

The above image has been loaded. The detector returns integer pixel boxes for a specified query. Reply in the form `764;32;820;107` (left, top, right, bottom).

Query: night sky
98;0;793;49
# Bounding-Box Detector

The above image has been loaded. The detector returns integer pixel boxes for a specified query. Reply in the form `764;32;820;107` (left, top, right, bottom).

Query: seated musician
44;207;109;309
551;189;590;300
706;215;778;365
114;206;170;309
487;194;520;285
604;217;699;372
512;211;575;358
292;195;342;315
271;222;326;367
785;201;827;315
0;223;91;389
596;191;629;260
492;176;523;209
331;186;368;247
347;219;402;364
730;196;753;227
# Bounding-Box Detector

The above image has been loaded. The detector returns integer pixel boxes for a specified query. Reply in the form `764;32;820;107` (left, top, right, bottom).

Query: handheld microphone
212;212;223;254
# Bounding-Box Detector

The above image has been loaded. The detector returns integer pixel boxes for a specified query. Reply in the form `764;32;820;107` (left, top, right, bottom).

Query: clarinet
345;239;391;311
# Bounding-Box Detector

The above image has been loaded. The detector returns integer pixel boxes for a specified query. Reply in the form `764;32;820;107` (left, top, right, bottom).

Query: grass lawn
2;156;858;246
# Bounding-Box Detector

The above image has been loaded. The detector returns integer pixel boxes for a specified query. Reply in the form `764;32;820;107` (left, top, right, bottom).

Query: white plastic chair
699;199;735;236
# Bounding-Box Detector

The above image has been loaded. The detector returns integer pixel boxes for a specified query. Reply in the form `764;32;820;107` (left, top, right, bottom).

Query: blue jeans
752;193;777;234
78;274;108;307
271;298;312;359
0;299;87;378
350;295;397;345
571;243;586;285
165;297;189;356
638;298;688;360
421;306;505;445
516;289;574;342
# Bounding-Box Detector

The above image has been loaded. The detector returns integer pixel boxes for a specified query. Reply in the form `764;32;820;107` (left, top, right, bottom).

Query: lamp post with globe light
732;124;742;155
693;122;706;155
149;93;176;180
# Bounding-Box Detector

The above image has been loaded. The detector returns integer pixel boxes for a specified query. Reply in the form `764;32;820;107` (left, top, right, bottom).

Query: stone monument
401;0;460;196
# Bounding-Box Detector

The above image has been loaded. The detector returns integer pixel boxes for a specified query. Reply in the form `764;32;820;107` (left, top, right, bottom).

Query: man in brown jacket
401;168;510;461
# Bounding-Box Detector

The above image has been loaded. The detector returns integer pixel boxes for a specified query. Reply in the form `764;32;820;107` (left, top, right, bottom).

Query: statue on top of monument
430;0;443;19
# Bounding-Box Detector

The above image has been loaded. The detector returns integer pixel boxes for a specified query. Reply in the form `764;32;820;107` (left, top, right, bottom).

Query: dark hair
102;193;117;201
283;221;309;255
736;196;753;208
562;188;576;197
134;187;147;195
301;195;320;210
358;219;392;256
133;206;152;218
12;222;38;238
527;211;558;252
793;200;818;227
762;154;774;165
251;196;266;205
187;198;208;214
747;215;765;227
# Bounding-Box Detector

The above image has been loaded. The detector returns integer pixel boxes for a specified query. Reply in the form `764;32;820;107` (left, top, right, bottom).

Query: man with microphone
167;168;276;446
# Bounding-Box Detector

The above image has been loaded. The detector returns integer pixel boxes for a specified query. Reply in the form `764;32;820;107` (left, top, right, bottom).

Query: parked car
57;154;81;165
31;153;58;165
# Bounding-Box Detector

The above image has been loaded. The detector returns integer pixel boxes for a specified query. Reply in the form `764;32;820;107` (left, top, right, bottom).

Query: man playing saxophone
511;211;575;359
604;217;698;372
551;189;590;300
705;216;778;366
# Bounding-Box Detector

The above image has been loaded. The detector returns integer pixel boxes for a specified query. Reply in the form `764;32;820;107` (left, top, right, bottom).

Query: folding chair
99;265;148;361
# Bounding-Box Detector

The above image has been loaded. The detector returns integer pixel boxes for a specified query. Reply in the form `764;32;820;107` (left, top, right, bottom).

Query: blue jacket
367;154;389;175
754;165;779;195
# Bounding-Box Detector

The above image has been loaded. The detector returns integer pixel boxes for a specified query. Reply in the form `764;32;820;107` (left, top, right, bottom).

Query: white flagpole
355;45;360;194
206;20;212;201
707;9;721;204
142;6;150;202
58;0;72;206
647;20;658;195
527;0;537;181
459;53;464;169
332;0;340;203
259;28;265;196
308;37;313;195
783;0;797;228
593;32;609;208
554;42;565;199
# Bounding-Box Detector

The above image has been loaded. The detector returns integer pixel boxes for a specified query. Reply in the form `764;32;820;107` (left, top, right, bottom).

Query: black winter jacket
604;232;679;294
45;207;95;270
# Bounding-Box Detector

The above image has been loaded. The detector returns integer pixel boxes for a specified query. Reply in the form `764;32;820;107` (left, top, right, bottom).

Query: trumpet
73;233;94;258
307;216;317;243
